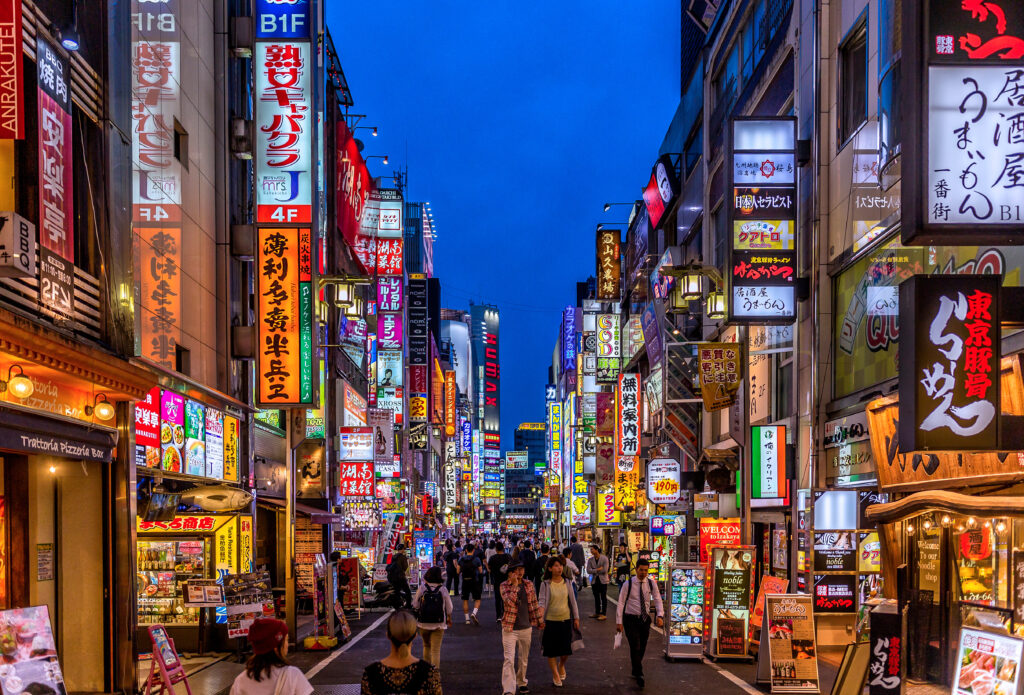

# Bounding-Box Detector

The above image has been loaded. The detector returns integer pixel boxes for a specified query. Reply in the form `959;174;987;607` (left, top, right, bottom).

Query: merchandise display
136;540;206;626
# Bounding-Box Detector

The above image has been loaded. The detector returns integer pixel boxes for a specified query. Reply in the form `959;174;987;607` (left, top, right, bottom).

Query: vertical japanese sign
483;308;501;449
205;408;225;479
135;386;161;468
223;415;239;482
596;488;620;526
751;425;785;499
256;228;314;407
728;118;797;322
562;307;576;368
254;41;311;223
698;342;742;411
377;276;403;349
408;277;429;366
596;228;621;300
36;38;73;261
444;370;456;436
902;0;1024;243
132;0;182;368
336;118;375;274
898;274;1000;450
0;0;23;139
596;314;621;381
616;373;641;456
368;407;396;477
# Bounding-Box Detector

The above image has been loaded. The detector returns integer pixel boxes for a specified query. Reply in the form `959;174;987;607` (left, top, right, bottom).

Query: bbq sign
902;0;1024;243
728;118;797;323
898;274;1000;451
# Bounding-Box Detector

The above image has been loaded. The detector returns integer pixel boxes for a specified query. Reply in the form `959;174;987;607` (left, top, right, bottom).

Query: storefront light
906;523;915;535
707;291;727;320
941;514;951;527
968;517;978;528
996;520;1007;534
87;393;116;421
0;365;34;399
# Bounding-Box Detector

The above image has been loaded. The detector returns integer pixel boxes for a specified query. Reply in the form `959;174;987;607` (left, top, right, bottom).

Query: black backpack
458;555;478;578
419;584;445;623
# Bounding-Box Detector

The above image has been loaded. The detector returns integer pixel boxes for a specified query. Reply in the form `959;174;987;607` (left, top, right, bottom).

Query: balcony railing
0;253;103;341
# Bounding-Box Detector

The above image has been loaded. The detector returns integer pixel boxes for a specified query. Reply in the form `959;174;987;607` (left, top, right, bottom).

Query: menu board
813;532;857;572
184;400;206;476
765;594;820;692
205;409;224;479
160;391;185;473
668;564;706;656
0;606;66;695
813;574;857;613
136;386;162;468
710;546;755;657
953;628;1023;695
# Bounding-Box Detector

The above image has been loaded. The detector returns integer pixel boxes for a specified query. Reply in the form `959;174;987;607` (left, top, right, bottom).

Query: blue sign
562;307;576;369
255;0;310;39
461;420;472;452
483;473;502;482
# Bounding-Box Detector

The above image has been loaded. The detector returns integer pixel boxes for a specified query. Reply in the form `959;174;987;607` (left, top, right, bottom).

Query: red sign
135;386;162;448
36;38;73;261
0;0;24;139
616;373;641;456
410;365;428;394
338;460;374;497
699;518;741;563
336;119;375;274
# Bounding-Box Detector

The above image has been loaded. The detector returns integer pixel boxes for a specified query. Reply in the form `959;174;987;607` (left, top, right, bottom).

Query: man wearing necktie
615;558;663;688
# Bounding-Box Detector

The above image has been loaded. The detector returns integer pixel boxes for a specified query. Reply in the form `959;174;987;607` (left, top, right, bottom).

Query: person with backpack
568;537;586;588
360;611;442;695
456;543;483;624
488;541;512;622
442;539;460;596
614;559;664;689
518;540;536;583
229;618;313;695
532;544;551;592
413;567;453;667
586;545;610;619
474;541;489;594
388;544;413;609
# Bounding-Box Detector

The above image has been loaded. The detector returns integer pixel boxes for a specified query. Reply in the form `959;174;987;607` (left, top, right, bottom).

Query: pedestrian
475;541;490;593
537;556;580;688
614;558;664;688
614;542;632;586
586;545;610;620
443;540;460;596
457;543;483;624
229;618;313;695
519;540;536;582
413;567;453;667
560;548;580;593
568;536;586;588
361;611;442;695
388;545;413;609
532;544;551;591
499;561;543;695
488;541;512;622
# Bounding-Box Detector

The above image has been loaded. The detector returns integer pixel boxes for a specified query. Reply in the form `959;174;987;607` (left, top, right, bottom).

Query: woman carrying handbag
537;556;581;688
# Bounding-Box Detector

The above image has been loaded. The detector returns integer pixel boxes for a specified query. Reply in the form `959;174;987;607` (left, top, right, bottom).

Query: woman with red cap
230;618;313;695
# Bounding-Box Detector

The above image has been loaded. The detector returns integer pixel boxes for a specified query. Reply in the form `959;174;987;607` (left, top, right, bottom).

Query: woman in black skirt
537;556;580;687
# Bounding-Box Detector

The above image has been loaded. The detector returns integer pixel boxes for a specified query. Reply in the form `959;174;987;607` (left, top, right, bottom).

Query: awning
256;496;330;518
0;403;117;462
866;490;1024;524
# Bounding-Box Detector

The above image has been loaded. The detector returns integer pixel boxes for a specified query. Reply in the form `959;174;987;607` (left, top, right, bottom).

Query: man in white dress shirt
614;558;663;688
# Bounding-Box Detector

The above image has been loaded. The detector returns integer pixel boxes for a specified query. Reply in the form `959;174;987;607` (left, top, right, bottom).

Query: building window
173;118;189;170
838;17;868;147
175;344;191;376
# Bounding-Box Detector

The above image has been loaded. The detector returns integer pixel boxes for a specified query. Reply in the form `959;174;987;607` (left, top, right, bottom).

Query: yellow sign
223;415;239;482
517;423;546;430
732;219;794;251
614;456;640;509
697;343;742;412
215;516;238;574
239;515;253;573
137;514;232;534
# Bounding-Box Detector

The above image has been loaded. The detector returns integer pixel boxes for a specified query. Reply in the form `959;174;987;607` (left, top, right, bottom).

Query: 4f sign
256;0;310;39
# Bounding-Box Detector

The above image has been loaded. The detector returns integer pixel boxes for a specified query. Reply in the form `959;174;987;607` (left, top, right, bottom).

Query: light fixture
603;202;632;212
0;365;34;399
968;517;978;528
366;155;389;166
941;514;951;527
707;291;727;319
48;464;57;474
61;2;80;51
996;520;1007;534
922;518;933;530
86;393;116;421
906;523;915;535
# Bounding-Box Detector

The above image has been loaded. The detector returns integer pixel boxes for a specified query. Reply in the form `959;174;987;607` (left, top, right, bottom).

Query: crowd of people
231;534;662;695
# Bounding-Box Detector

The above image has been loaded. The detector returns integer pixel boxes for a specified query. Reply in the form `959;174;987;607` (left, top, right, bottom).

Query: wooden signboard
763;594;820;693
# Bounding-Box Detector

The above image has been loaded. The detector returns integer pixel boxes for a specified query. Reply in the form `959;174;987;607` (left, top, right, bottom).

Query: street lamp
354;126;378;137
707;291;728;320
0;365;33;399
318;275;371;322
602;202;633;212
365;155;389;165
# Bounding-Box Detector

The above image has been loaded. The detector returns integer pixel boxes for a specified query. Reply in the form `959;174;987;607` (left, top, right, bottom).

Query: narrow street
305;589;759;695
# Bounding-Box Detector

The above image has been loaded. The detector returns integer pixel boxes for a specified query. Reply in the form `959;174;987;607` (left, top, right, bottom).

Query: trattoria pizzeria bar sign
901;0;1024;243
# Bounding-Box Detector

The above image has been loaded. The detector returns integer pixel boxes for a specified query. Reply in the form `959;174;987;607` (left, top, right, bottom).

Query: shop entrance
908;523;951;685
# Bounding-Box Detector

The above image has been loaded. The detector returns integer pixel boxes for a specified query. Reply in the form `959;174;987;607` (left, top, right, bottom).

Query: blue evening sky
331;2;680;449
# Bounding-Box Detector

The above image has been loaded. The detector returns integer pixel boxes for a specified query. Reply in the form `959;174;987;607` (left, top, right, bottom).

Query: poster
812;575;857;613
813;532;857;572
183;400;206;476
952;629;1024;695
700;518;742;563
711;546;754;657
668;564;706;654
0;606;66;695
765;594;820;691
337;558;361;609
160;391;185;473
751;575;789;633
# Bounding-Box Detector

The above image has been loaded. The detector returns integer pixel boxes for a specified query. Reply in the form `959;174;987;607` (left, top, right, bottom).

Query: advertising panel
368;408;396;476
223;415;239;482
642;155;678;229
699;518;741;563
813;532;857;572
338;427;373;461
338;461;374;497
728;118;797;323
0;0;23;140
898;274;1000;451
160;391;185;474
596;314;621;381
255;0;310;38
205;408;225;479
710;546;755;657
408;277;429;366
377;350;404;389
36;37;73;262
596;228;621;301
336;118;375;274
135;386;162;468
698;342;742;411
374;188;403;238
812;574;856;613
952;630;1024;695
378;312;403;350
183;400;206;476
505;451;529;470
445;371;456;436
647;458;681;505
668;564;706;654
596;489;620;526
614;456;640;510
256;227;313;406
483;308;501;447
764;594;820;691
616;373;641;456
254;41;311;224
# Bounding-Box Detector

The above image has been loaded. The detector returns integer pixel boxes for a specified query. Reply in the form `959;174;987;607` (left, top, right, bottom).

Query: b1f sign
255;41;312;224
256;0;310;39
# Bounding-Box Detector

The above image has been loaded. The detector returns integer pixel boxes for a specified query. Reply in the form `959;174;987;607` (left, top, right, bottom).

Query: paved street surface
306;588;761;695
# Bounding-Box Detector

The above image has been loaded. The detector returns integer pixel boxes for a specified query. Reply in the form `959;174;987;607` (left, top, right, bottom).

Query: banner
368;408;395;477
0;0;23;139
698;343;742;411
752;425;786;499
596;228;621;300
616;373;641;456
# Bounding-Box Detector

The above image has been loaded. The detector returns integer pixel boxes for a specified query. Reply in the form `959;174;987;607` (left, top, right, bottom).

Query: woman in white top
537;556;581;688
412;566;454;666
230;618;313;695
